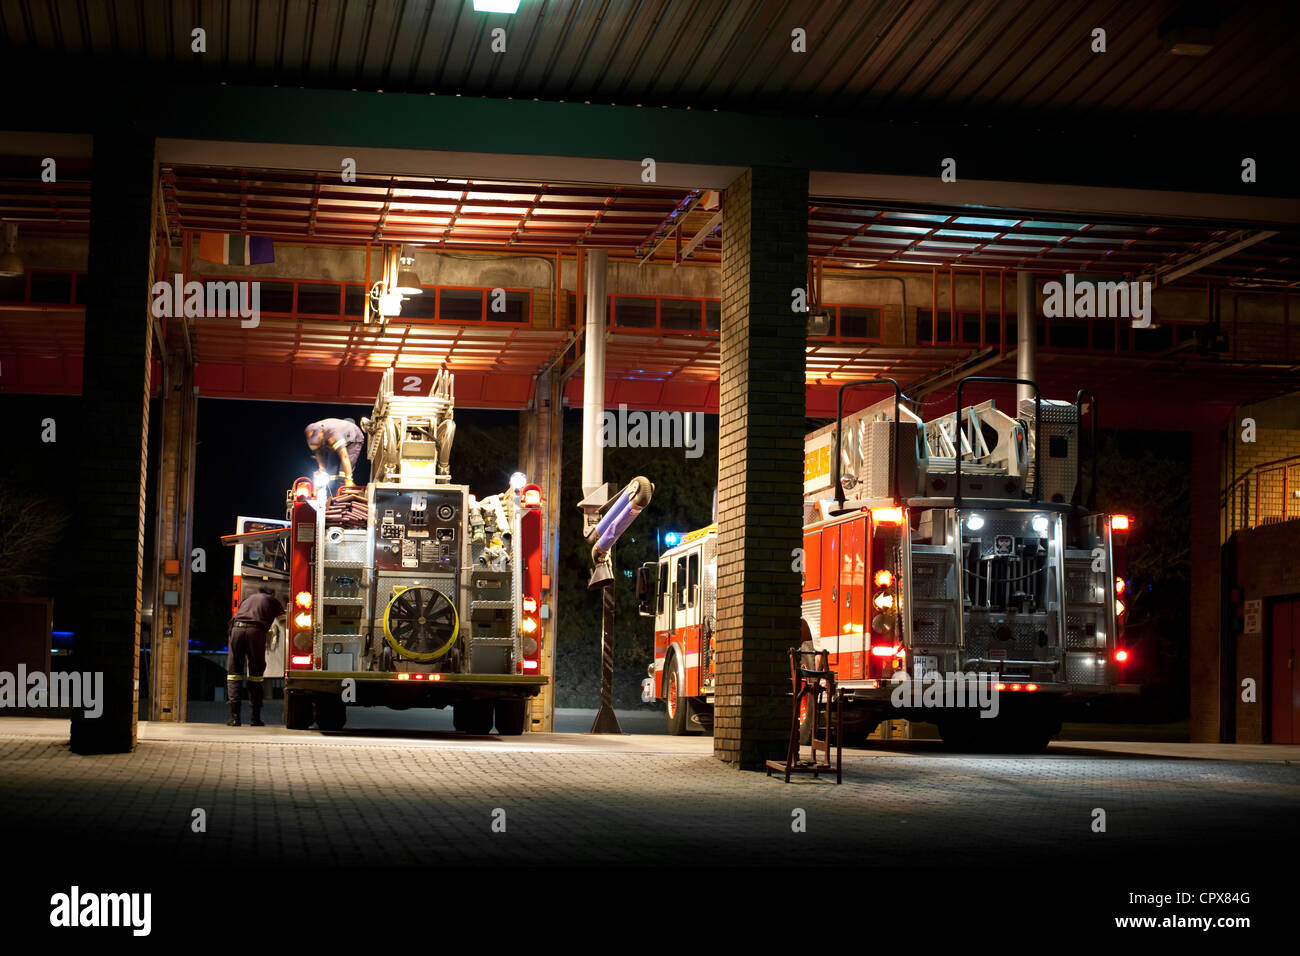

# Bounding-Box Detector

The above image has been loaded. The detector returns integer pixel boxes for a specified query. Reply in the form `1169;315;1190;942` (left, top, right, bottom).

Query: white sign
1243;599;1262;636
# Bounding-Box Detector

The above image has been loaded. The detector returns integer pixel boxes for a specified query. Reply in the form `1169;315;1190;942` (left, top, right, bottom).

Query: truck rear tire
453;701;494;735
494;699;527;736
936;718;979;752
284;690;312;730
665;657;689;736
314;695;347;731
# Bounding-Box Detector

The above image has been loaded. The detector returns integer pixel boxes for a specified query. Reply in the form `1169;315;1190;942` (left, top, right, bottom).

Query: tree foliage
0;475;70;598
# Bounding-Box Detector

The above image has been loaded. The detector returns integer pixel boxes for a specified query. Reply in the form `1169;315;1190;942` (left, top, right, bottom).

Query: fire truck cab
642;376;1135;751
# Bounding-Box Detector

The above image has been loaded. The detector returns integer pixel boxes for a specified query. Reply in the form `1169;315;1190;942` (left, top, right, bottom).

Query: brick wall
1227;521;1300;743
713;167;808;770
1209;391;1300;743
68;132;157;755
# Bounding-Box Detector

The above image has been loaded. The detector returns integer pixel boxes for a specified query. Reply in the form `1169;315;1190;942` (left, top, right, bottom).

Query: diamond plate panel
911;555;953;600
912;606;953;646
1065;651;1103;684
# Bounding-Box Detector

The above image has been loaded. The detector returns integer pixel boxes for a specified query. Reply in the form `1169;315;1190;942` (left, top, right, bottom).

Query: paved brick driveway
2;718;1296;871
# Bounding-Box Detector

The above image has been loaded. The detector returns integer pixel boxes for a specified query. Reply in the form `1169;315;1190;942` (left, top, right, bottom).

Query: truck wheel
494;699;528;736
665;656;689;736
937;718;978;752
284;690;312;730
314;695;347;731
453;701;494;735
1000;716;1059;753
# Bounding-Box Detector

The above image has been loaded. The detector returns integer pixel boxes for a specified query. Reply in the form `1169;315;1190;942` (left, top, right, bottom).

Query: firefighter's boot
226;677;242;726
249;678;265;726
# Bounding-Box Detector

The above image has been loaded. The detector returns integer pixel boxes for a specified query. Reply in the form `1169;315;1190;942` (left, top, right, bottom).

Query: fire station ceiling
3;0;1295;128
4;158;1298;283
1;153;1298;424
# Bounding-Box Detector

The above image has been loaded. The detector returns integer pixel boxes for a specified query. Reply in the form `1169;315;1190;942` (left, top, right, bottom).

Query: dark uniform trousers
227;621;269;717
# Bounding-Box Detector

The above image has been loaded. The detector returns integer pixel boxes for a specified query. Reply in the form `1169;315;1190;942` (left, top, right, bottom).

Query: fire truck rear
641;376;1135;751
277;368;546;734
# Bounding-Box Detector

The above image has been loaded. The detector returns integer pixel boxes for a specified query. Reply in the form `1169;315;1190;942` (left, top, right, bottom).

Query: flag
198;233;274;265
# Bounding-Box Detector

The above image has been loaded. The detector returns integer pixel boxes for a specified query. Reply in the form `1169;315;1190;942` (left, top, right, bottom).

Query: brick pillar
69;132;157;754
149;350;197;721
1189;428;1225;743
713;167;808;769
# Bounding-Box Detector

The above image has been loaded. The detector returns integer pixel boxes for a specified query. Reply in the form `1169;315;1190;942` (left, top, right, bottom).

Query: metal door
840;518;866;679
1270;599;1299;744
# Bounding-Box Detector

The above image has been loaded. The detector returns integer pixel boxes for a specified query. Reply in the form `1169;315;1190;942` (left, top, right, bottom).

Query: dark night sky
4;392;519;647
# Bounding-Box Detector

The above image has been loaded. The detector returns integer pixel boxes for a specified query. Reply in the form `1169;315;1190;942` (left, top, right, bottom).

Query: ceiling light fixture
472;0;521;12
395;249;423;295
1157;1;1220;55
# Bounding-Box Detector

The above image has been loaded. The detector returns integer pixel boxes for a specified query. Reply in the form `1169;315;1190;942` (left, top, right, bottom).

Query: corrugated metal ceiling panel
2;0;1294;123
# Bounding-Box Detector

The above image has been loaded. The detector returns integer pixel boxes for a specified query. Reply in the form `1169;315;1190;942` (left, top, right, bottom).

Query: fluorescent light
473;0;520;11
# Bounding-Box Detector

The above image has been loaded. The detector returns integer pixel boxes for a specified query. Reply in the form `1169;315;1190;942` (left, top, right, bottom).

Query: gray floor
2;716;1296;871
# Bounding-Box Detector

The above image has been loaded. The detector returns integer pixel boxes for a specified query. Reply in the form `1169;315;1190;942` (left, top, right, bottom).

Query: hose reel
382;586;460;661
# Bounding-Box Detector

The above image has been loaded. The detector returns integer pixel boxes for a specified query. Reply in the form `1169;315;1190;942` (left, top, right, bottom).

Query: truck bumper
837;680;1140;703
285;670;546;703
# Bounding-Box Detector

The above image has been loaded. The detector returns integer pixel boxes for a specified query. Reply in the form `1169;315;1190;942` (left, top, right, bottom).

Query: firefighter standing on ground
227;586;284;726
305;418;365;489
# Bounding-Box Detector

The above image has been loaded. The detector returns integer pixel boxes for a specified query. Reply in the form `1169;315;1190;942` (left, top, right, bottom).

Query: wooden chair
766;645;842;784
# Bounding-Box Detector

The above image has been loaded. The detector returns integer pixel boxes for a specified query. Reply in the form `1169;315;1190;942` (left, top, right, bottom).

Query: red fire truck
225;368;547;734
640;376;1135;751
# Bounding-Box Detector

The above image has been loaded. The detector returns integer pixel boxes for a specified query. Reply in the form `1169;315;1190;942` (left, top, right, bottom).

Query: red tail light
1115;649;1129;663
288;498;315;670
1110;514;1131;531
518;495;544;676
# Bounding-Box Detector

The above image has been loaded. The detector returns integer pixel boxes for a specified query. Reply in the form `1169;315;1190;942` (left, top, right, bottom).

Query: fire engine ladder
314;498;371;667
922;401;1008;484
909;510;964;662
365;367;456;484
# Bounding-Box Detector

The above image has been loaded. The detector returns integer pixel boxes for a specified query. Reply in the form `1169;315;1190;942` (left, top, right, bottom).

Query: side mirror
635;563;654;617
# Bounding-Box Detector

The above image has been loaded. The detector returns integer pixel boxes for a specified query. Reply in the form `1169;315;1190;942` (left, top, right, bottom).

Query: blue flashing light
663;531;680;547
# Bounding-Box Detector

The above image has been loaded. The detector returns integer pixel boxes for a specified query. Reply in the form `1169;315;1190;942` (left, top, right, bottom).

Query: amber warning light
871;507;904;525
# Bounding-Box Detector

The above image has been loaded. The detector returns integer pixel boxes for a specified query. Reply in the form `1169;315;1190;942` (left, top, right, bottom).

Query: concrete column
149;350;197;721
1189;427;1225;743
1016;271;1035;408
69;131;157;755
581;249;607;498
519;371;563;732
713;167;808;769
